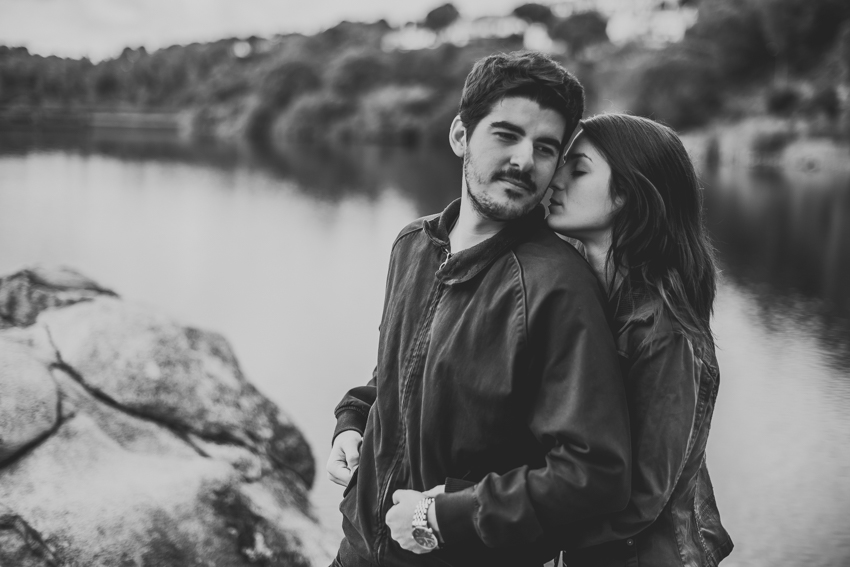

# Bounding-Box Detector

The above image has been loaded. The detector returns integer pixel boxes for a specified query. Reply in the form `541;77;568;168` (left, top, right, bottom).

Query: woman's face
546;136;619;241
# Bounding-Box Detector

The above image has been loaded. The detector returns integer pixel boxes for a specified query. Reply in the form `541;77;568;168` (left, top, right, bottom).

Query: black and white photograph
1;0;849;566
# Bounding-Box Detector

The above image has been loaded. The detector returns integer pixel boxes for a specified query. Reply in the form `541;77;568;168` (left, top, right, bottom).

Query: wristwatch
411;496;439;550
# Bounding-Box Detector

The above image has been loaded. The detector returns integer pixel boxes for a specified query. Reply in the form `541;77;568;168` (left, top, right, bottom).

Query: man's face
459;97;567;222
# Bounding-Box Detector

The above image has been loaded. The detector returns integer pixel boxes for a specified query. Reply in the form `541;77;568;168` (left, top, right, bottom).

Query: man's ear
448;115;466;158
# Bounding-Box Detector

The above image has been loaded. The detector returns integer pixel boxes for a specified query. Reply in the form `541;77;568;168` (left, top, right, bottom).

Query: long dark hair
580;113;717;350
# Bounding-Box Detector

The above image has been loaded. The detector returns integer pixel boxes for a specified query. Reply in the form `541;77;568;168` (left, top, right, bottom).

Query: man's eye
495;132;517;141
535;146;557;157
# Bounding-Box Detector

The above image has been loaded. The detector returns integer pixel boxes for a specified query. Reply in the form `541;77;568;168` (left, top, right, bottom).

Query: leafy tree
549;11;608;55
423;3;460;32
276;92;354;143
326;48;389;95
753;0;850;71
840;22;850;81
765;85;800;115
92;65;121;100
513;3;554;25
631;46;722;130
260;60;322;109
686;0;772;80
806;86;840;118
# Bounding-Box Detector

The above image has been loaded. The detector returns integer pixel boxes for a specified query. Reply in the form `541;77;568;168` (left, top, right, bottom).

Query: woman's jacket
563;286;734;567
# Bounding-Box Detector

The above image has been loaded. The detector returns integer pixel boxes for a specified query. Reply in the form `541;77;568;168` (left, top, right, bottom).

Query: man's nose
509;141;534;172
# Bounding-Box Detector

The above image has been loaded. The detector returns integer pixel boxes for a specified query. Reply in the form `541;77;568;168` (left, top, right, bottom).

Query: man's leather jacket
562;286;734;567
332;200;631;567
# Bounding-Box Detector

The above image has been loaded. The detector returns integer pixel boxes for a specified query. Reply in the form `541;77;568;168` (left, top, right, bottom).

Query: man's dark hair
458;51;584;141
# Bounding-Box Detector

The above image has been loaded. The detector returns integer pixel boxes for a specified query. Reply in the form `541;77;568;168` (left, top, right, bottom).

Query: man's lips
495;176;533;193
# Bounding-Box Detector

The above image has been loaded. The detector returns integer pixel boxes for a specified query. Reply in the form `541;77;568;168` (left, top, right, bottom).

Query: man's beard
463;149;540;222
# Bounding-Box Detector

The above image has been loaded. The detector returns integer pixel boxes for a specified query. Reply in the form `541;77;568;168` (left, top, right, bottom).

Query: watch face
412;527;439;549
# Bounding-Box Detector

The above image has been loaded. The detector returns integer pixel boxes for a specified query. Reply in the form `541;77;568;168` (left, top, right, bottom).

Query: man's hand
423;484;445;498
327;430;362;487
387;489;437;554
423;485;445;532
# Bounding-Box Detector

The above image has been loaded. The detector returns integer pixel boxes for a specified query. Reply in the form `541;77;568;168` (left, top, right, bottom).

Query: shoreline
0;107;188;131
681;117;850;176
4;109;850;178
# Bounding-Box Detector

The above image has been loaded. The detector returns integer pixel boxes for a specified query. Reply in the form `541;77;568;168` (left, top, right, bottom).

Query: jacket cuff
435;488;479;544
332;409;367;445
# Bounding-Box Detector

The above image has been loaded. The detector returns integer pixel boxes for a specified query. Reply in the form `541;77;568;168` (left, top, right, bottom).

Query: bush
423;4;460;32
686;0;772;80
274;92;355;144
839;22;850;79
339;85;438;145
765;85;801;115
549;11;608;55
751;129;796;157
754;0;850;70
326;48;390;95
513;3;554;25
805;86;840;118
260;60;322;109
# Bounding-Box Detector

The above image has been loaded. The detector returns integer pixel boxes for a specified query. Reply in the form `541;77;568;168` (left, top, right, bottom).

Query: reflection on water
704;165;850;366
0;127;462;214
1;130;848;566
710;284;850;567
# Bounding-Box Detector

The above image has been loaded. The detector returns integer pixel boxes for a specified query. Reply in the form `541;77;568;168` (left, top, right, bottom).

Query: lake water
1;128;848;567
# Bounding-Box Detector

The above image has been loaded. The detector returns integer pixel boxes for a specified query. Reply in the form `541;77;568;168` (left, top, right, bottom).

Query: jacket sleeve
435;280;632;547
332;367;377;444
569;330;704;547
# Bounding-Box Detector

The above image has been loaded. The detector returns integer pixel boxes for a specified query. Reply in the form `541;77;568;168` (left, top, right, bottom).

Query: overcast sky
0;0;525;60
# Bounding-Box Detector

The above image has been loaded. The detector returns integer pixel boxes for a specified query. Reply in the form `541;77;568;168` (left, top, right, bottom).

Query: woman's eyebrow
566;152;593;163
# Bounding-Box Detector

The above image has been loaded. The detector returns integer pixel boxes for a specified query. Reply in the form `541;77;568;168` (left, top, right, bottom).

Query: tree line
1;0;849;144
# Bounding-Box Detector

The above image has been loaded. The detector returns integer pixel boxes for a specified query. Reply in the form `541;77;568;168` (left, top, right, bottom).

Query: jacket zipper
374;279;446;564
439;247;452;270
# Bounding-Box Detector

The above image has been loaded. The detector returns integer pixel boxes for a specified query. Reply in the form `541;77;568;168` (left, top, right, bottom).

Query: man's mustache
491;169;534;192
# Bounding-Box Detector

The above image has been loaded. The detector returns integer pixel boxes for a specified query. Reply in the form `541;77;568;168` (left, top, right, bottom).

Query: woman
546;114;733;567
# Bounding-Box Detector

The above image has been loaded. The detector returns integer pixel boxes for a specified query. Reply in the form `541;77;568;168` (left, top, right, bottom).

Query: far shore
683;117;850;177
4;108;850;179
0;107;188;131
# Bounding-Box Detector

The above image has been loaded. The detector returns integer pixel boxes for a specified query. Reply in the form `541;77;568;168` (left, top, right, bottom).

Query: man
327;51;630;567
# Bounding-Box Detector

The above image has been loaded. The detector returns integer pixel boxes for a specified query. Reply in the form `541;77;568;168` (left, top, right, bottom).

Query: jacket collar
423;198;546;285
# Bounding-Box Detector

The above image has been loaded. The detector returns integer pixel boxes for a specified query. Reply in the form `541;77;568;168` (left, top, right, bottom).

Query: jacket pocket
444;477;475;493
343;467;359;498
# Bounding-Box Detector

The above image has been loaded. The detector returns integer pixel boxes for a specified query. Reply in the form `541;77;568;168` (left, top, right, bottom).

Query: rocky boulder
0;266;335;566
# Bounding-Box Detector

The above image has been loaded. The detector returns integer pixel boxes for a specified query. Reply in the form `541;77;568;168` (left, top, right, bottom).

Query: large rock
0;267;335;566
0;340;59;464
